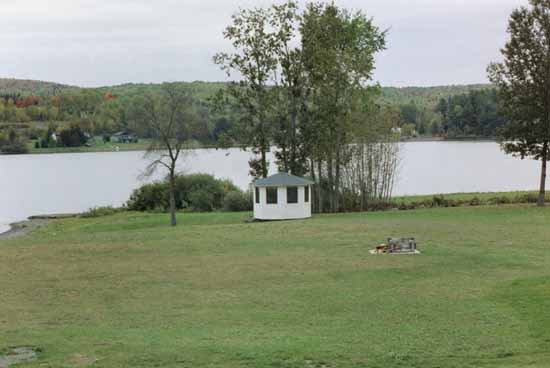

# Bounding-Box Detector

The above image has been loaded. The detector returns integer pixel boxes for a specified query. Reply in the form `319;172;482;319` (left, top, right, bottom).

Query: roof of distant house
254;172;315;187
112;131;135;137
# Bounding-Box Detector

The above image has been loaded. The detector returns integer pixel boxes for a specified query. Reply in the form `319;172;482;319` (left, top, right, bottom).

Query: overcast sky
0;0;527;87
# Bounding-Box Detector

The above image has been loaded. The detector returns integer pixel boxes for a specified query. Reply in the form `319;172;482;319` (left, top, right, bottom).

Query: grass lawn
2;206;550;367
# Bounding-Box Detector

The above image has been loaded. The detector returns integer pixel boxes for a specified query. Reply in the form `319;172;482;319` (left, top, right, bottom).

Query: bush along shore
95;185;550;218
127;173;252;213
2;185;545;241
390;191;548;211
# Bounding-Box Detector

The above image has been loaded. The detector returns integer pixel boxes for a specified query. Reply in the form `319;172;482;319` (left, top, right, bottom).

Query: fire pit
370;238;420;255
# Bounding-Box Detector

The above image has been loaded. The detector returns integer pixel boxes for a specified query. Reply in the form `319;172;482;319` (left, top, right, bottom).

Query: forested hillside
0;78;491;108
0;78;73;96
380;84;491;107
0;77;501;154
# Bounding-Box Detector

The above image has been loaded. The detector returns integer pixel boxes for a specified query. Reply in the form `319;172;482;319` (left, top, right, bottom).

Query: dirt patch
0;347;39;367
67;353;98;367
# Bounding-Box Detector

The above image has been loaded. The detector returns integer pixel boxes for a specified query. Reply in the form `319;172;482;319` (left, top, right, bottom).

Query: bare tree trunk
169;167;177;226
317;160;323;213
310;158;317;213
334;145;341;212
281;145;288;173
360;143;366;211
261;146;268;178
327;152;334;212
538;142;548;207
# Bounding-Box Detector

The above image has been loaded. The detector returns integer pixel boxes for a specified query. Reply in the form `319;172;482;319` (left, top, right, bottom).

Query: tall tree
271;1;310;176
301;3;386;211
488;0;550;206
132;83;198;226
214;6;280;178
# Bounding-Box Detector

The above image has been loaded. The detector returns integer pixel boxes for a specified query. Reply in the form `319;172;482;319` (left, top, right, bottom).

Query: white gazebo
252;172;314;220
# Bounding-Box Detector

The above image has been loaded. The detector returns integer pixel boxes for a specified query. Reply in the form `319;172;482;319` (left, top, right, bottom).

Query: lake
1;141;547;233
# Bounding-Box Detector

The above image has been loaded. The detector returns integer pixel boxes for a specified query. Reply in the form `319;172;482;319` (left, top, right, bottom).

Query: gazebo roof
254;172;315;187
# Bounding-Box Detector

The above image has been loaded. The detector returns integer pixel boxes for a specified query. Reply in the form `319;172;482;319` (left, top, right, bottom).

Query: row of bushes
127;173;252;213
393;193;542;211
81;206;123;218
325;193;545;213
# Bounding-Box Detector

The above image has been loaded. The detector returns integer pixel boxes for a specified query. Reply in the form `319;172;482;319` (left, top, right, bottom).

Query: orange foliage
104;92;117;101
15;95;40;108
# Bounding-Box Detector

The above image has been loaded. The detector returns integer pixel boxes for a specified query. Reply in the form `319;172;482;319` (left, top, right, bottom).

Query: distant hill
0;78;493;108
380;84;493;109
0;78;73;96
98;81;227;102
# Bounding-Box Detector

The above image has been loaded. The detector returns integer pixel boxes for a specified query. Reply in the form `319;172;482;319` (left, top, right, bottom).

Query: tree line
211;1;399;214
393;88;506;138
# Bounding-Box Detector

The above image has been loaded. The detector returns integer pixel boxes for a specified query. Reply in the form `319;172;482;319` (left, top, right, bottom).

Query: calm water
0;142;547;233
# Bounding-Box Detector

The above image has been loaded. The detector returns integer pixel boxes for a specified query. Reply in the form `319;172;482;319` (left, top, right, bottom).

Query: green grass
2;206;550;367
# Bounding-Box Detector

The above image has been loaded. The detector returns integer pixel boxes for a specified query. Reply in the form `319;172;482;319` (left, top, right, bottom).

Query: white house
252;172;314;220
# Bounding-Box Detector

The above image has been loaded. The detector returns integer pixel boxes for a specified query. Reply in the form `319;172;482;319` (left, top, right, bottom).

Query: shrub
432;195;446;207
127;173;243;213
490;196;511;205
188;189;215;212
525;193;539;203
81;206;120;218
127;182;168;211
173;173;226;210
223;191;252;212
469;197;481;206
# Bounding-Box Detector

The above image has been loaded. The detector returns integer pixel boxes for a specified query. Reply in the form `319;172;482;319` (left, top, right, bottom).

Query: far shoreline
0;138;499;156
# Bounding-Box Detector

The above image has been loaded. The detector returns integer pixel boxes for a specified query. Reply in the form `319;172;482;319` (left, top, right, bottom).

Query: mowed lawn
2;206;550;367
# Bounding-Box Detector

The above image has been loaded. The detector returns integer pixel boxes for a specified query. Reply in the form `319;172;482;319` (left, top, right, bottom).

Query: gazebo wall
253;186;311;220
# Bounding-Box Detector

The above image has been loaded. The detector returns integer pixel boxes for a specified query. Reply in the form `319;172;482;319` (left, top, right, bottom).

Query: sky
0;0;528;88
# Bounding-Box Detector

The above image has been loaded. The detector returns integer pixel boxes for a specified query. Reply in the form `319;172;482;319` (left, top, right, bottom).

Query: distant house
252;172;314;221
112;131;138;144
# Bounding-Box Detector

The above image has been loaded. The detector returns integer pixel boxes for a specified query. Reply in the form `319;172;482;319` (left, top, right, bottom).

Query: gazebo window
287;187;298;204
255;187;260;204
305;186;309;203
266;187;278;204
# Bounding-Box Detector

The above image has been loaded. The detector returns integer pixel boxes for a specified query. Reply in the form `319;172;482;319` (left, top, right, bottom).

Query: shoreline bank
0;214;78;240
1;190;542;240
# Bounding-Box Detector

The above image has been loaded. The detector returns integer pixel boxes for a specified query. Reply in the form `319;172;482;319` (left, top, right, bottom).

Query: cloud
0;0;529;87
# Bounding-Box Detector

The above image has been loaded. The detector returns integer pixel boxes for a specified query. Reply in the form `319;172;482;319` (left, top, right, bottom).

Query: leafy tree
436;89;504;137
400;102;419;126
0;128;28;154
131;83;199;226
488;0;550;206
58;124;88;147
214;6;280;178
270;1;310;176
301;2;386;211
